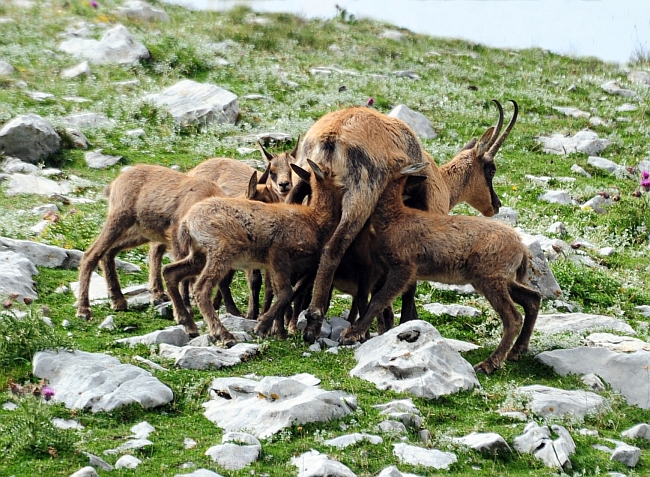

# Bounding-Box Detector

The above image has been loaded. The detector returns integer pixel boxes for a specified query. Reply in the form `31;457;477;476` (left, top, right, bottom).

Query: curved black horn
258;140;274;161
486;99;504;149
487;99;518;157
290;134;301;159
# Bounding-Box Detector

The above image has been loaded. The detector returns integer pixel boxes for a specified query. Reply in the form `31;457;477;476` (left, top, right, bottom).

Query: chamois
339;162;542;374
162;161;343;346
75;164;224;335
293;101;516;341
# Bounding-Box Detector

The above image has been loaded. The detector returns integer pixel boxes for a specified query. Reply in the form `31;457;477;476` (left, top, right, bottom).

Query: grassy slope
0;1;649;475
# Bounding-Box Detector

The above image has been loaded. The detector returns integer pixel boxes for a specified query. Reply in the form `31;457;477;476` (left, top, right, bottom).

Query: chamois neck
309;182;341;226
440;157;471;210
373;182;405;225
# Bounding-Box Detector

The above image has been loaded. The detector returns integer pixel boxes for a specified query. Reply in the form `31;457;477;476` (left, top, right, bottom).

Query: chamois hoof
76;308;92;321
301;309;323;344
151;292;170;306
506;346;527;362
473;359;501;375
209;333;238;348
188;332;200;339
111;298;128;312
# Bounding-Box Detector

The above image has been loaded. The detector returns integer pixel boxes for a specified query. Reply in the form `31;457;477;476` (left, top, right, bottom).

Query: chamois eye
489;169;496;178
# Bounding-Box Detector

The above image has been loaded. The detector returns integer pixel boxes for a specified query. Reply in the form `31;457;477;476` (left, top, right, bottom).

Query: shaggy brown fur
294;102;517;342
75;164;224;336
339;163;542;374
162;161;343;346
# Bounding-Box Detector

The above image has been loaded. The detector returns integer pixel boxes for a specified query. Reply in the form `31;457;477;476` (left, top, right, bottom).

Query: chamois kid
339;161;542;375
162;160;342;346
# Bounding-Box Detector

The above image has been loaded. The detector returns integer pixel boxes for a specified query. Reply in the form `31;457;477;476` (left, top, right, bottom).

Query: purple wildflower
42;385;55;401
90;0;98;8
366;97;374;107
641;170;650;191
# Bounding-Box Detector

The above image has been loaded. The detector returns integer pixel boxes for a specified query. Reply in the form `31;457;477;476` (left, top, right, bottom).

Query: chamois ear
258;140;274;162
400;163;429;176
290;135;301;159
460;137;477;151
291;163;312;183
247;172;258;200
475;126;494;157
258;164;270;184
306;159;325;181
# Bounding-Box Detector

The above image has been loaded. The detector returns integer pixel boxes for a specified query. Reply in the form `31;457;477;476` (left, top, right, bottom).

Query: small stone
98;315;115;330
582;373;606;392
184;437;197;449
69;466;99;477
84;452;114;471
62;319;70;328
611;444;641;467
115;455;142;469
2;402;18;411
378;420;407;434
539;190;572;205
546;221;566;235
61;61;91;79
571;164;592;178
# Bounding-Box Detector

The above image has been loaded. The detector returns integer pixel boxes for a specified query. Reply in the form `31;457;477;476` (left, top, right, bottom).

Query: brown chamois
339;162;542;374
146;139;298;319
162;161;343;346
75;164;224;333
293;101;516;342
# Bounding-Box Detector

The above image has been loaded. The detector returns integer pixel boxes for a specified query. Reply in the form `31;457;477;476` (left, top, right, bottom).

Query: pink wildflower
90;0;98;8
42;385;55;401
641;170;650;191
366;97;374;107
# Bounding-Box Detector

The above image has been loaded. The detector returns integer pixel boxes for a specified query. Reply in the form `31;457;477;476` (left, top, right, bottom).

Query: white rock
33;350;173;412
291;449;357;477
601;80;639;99
117;1;169;21
498;411;527;421
445;338;480;352
538;131;610;155
158;342;259;370
547;221;567;235
0;250;37;300
422;303;481;317
0;114;61;163
393;443;457;469
582;195;613;214
61;61;91;79
587;156;632;178
539;190;572;205
553;106;590;118
377;420;407;434
28;91;54;101
2;402;18;411
58;24;150;65
622;423;650;440
534;313;635;335
60;112;114;129
583;333;650;353
611;443;641;467
104;438;153;455
617;103;638;112
374;399;422;429
513;422;575;469
98;315;115;330
324;433;383;448
85;149;122;169
69;467;99;477
629;70;650;85
515;385;606;419
598;247;616;256
582;373;606;392
52;418;85;430
452;432;511;454
184;437;198;449
388;104;436;139
173;470;225;477
205;432;261;471
2;173;71;196
570;163;592;178
115;455;142;469
491;206;518;225
130;421;155;439
350;321;478;399
117;326;189;348
635;305;650;317
84;452;114;471
376;466;423;477
381;29;406;41
126;128;146;138
0;60;15;75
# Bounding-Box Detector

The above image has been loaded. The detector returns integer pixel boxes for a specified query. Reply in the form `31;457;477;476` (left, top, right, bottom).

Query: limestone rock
59;112;114;129
611;444;641;467
539;190;572;205
0;114;61;164
571;164;591;178
538;131;610;155
104;438;152;455
517;232;562;298
582;194;614;214
61;61;91;79
553;106;590;118
515;385;606;420
587;156;633;178
422;303;481;318
203;375;354;438
2;173;72;196
144;79;239;127
492;206;518;225
205;432;261;470
291;449;356;477
52;418;84;430
115;455;142;469
117;327;190;347
534;313;635;335
0;60;15;76
582;373;606;392
350;321;478;399
173;470;225;477
377;420;407;434
58;24;150;65
374;399;422;429
601;80;639;99
69;467;99;477
33;350;173;412
628;70;650;85
117;1;170;21
393;443;457;470
537;348;650;409
622;423;650;440
380;29;406;41
85;149;122;169
583;333;650;353
514;422;575;469
0;250;37;300
376;467;423;477
452;432;511;454
388;104;437;139
324;433;383;448
158;343;259;370
84;453;113;471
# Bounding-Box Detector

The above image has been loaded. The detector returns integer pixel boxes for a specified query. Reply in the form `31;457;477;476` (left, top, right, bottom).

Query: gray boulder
117;1;169;21
538;131;610;155
374;399;422;429
377;420;407;434
0;250;38;300
324;433;382;448
388;104;437;139
601;80;639;99
628;70;650;86
0;60;15;76
583;333;650;353
173;470;225;477
421;303;481;318
115;455;142;469
84;453;113;471
393;443;457;470
117;326;190;347
492;206;518;225
291;450;356;477
205;432;261;470
1;173;71;196
350;321;479;399
144;79;239;127
58;24;150;65
158;343;259;370
553;106;590;118
85;149;122;169
515;385;606;420
59;112;114;129
537;347;650;409
203;375;354;438
69;467;99;477
376;466;423;477
452;432;511;454
534;312;635;335
33;350;173;412
517;232;562;298
514;422;575;469
610;443;641;467
61;61;91;79
587;156;632;178
570;164;591;178
538;190;573;205
0;114;61;164
622;423;650;440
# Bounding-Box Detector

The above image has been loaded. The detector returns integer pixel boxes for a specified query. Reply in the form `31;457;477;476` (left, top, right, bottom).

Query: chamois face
258;138;300;197
462;152;501;217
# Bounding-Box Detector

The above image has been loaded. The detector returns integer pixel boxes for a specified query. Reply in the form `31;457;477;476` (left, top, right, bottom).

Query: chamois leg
474;284;523;374
304;201;373;344
217;270;245;317
377;306;395;335
506;282;542;362
162;252;205;338
193;256;237;347
147;243;169;305
287;272;315;333
340;266;412;345
101;236;148;312
76;218;135;320
246;269;262;320
399;283;419;323
261;270;274;314
254;272;292;340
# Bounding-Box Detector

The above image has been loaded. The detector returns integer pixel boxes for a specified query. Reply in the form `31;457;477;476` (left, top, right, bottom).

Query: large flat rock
159;343;259;370
0;250;38;300
350;321;479;399
0;114;61;164
33;350;173;412
515;385;606;420
58;24;150;65
534;313;635;335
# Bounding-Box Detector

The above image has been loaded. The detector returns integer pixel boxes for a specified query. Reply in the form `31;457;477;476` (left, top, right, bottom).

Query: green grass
1;0;650;475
